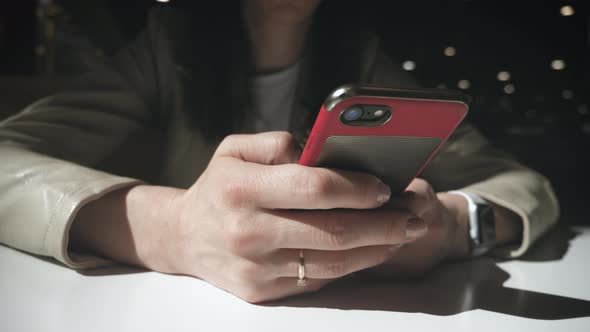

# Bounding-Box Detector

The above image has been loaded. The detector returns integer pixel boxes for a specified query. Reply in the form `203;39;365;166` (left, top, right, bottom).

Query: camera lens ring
342;106;363;122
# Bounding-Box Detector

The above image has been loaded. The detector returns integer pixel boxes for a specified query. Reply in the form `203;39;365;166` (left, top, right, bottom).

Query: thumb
214;131;300;165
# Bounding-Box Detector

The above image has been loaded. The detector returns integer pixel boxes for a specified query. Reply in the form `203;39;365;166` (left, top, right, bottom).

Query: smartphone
298;84;470;195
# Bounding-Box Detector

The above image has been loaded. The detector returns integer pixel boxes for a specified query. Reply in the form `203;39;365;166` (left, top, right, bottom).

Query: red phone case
298;84;469;194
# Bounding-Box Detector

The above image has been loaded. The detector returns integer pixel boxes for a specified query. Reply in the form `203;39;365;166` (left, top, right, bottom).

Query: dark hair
168;1;374;142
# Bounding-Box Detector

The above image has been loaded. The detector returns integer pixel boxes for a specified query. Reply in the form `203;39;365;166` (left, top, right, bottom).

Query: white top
1;227;589;332
251;62;301;132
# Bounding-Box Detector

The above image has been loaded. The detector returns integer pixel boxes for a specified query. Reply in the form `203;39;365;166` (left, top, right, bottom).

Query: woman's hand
367;178;471;278
156;132;429;302
72;132;429;303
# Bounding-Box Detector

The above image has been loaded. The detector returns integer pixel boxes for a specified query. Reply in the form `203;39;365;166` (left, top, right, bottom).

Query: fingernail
377;181;391;204
406;217;427;238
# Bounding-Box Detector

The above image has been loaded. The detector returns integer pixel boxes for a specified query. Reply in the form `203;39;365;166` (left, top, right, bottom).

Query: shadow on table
517;224;579;262
266;225;590;320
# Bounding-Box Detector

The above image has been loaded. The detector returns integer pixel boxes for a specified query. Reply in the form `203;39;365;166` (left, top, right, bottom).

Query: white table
1;226;590;332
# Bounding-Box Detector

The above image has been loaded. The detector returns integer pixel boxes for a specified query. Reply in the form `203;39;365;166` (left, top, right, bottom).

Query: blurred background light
444;46;457;57
402;60;416;71
560;5;575;17
551;59;566;70
562;89;574;100
458;79;471;89
504;84;516;94
497;71;511;81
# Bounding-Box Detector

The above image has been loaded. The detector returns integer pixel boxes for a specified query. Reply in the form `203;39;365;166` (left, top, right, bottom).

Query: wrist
70;186;141;264
124;185;185;272
437;192;471;259
69;184;185;271
442;191;524;257
487;201;523;246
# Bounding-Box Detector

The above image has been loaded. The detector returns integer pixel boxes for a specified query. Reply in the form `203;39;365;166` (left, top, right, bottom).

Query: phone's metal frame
324;84;471;113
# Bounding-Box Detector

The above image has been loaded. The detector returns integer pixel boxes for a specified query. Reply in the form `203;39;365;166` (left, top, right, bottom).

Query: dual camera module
340;105;392;126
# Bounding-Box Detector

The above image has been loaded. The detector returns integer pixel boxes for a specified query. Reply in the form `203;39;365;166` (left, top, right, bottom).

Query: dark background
1;0;588;224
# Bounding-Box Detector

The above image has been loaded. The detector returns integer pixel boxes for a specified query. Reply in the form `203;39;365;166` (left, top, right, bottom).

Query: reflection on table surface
1;225;589;332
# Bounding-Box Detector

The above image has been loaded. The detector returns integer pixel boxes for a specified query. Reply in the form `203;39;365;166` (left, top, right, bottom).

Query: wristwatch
448;191;497;257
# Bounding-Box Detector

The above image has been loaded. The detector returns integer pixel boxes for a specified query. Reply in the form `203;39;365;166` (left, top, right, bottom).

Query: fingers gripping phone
298;84;470;195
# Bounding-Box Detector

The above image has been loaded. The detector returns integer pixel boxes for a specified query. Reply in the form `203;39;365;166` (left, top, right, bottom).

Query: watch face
477;205;496;245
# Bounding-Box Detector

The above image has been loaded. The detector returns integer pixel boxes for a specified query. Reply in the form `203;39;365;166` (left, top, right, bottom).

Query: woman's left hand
369;178;471;278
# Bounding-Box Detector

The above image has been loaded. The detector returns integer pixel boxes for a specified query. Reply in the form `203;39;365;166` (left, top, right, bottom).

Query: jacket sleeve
0;10;170;268
364;40;560;257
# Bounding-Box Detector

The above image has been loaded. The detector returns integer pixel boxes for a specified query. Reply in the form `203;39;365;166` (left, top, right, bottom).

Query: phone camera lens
342;107;363;121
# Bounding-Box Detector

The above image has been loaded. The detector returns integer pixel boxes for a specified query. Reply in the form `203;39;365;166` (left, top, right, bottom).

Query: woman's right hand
157;132;428;302
71;132;427;303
